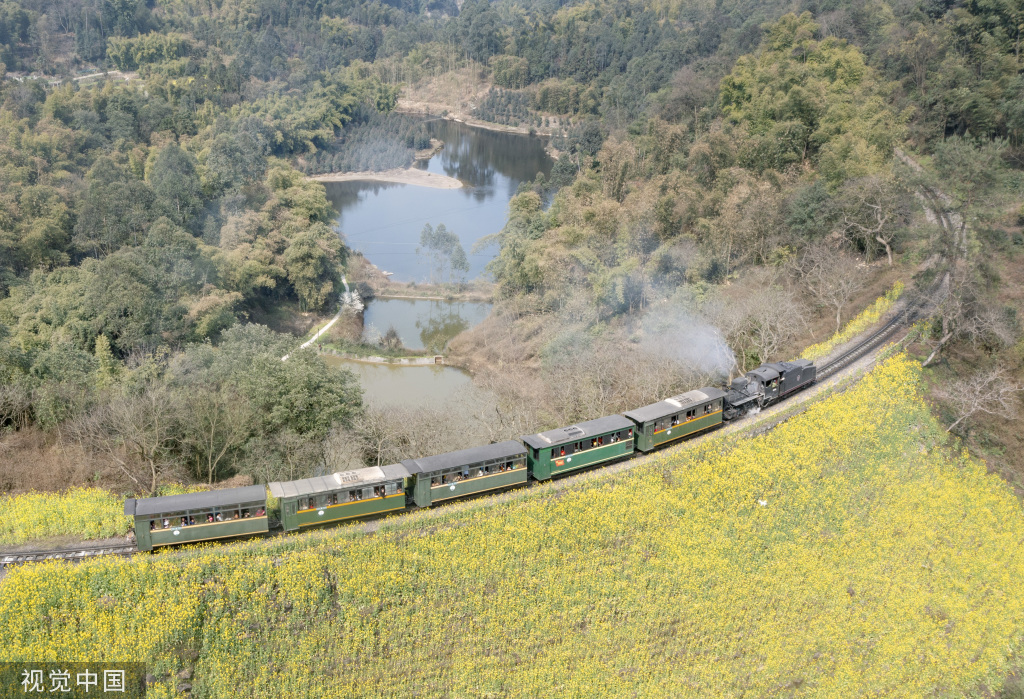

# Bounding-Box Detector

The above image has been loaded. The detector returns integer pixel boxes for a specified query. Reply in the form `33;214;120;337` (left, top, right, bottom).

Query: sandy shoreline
309;167;462;190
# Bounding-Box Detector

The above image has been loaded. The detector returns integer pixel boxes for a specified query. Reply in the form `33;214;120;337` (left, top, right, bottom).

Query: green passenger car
269;464;411;532
624;387;726;452
125;485;269;552
403;441;528;508
522;415;635;480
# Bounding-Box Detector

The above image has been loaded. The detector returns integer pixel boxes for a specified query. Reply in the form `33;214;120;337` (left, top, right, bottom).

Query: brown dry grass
0;427;126;495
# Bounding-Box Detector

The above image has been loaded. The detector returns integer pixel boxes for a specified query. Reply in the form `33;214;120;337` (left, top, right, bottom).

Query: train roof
402;440;526;475
268;464;411;499
521;414;634;450
748;366;780;382
623;387;727;423
126;485;267;518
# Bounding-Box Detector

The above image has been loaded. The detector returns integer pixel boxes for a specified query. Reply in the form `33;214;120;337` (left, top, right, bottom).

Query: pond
362;298;492;353
322;120;552;283
322;355;476;409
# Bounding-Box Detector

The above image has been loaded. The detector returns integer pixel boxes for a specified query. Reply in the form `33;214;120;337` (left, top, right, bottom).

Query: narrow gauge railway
0;544;137;569
114;358;817;553
4;297;922;569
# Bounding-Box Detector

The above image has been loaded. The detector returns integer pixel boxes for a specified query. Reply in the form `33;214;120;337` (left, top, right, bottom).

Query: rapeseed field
0;488;132;546
1;353;1022;697
0;484;207;546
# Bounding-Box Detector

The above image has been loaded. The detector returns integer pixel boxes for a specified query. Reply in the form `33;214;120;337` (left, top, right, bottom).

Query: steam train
124;359;815;551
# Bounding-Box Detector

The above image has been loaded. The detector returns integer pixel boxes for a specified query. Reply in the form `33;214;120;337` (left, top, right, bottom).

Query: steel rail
0;543;137;570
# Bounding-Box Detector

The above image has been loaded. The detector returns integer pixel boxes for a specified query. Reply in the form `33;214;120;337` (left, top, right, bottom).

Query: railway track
817;306;916;380
1;280;946;569
0;543;137;570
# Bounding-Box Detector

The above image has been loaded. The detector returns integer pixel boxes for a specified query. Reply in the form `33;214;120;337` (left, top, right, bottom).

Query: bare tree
467;373;542;444
322;427;369;472
714;286;806;371
242;429;325;484
923;265;1014;367
180;387;253;484
353;406;408;467
838;174;911;266
799;242;866;332
68;388;183;495
936;367;1024;434
0;383;33;431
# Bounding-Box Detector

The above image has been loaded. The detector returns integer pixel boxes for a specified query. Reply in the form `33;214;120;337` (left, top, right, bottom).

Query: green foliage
721;13;905;183
284;224;344;311
490;55;530;89
107;32;194;71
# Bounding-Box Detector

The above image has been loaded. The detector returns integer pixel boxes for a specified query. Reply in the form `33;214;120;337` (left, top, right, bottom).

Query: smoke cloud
638;298;737;381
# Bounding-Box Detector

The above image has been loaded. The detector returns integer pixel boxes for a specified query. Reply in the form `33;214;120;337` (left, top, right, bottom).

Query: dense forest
0;0;1021;492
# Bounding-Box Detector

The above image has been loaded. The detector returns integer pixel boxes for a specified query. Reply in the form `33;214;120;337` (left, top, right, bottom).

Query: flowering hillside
1;354;1022;697
803;281;904;361
0;484;207;546
0;488;132;546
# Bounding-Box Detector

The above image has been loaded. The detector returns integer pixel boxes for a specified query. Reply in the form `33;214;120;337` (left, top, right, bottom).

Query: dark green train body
403;440;527;508
125;485;268;552
624;387;726;452
521;415;635;480
269;464;410;532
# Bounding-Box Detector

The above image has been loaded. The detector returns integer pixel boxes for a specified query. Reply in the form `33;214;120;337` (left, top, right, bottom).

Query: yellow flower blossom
0;354;1021;697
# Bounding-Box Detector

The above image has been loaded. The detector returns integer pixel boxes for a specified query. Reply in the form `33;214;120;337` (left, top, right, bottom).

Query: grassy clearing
1;354;1022;696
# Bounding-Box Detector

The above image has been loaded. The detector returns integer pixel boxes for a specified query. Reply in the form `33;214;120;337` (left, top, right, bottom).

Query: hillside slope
2;353;1022;696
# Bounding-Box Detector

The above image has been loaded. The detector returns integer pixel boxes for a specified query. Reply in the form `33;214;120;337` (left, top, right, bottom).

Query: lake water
323;355;475;408
323;120;545;407
362;298;492;353
323;120;552;282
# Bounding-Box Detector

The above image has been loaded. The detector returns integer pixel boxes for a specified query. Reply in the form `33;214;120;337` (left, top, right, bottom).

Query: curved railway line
1;281;943;572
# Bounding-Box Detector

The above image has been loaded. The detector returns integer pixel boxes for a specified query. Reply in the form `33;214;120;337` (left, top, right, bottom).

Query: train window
704;404;711;414
671;415;679;426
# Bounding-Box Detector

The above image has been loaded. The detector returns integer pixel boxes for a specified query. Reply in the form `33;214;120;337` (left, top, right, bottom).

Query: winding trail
281;277;356;361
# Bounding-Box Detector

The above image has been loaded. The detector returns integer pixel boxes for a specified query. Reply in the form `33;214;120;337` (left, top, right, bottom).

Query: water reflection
323;120;552;282
323;355;474;408
417;120;553;200
363;298;492;353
